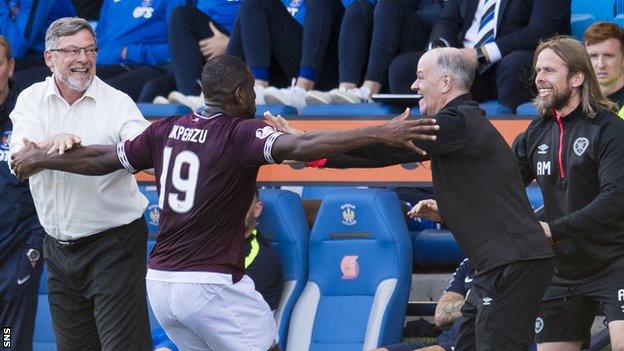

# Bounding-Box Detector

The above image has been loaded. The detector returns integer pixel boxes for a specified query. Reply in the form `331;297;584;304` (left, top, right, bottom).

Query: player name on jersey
168;125;207;143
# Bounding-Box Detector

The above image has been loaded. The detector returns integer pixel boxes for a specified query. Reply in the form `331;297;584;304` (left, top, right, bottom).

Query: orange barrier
136;118;532;186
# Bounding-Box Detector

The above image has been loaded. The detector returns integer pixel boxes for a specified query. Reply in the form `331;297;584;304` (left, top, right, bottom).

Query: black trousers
454;258;553;351
338;0;375;85
388;49;535;110
43;218;151;351
167;5;228;96
228;0;340;89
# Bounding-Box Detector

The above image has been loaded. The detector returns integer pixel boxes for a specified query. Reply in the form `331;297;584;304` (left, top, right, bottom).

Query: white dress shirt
463;0;503;63
9;76;150;241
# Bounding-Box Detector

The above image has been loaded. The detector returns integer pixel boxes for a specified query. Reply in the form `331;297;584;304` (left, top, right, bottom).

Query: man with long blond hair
513;35;624;351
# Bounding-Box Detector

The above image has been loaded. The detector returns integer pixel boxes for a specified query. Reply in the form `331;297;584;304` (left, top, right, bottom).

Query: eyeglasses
49;46;99;57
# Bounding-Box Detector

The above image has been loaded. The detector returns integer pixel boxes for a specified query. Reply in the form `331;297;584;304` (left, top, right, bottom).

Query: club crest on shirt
148;204;160;226
0;130;10;150
340;203;356;226
573;137;589;156
133;0;154;19
255;126;276;139
535;317;544;333
341;255;359;280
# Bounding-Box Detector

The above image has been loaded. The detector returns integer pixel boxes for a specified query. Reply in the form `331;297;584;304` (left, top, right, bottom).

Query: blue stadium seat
286;188;412;350
301;103;403;116
33;265;56;351
480;100;513;115
516;102;538;116
257;189;310;349
256;104;298;117
571;13;596;41
572;0;614;21
412;229;465;266
136;103;192;120
138;185;160;238
525;184;544;210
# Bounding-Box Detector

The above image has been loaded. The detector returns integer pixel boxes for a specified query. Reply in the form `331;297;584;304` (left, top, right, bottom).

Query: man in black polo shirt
297;47;554;350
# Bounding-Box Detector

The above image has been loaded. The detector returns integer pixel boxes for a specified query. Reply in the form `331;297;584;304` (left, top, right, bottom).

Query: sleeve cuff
548;219;567;242
483;42;502;63
305;158;327;168
116;141;137;173
263;132;285;164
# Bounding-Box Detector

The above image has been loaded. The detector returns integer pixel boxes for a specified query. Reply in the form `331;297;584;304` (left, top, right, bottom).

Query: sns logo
341;203;356;226
133;1;153;19
341;255;359;280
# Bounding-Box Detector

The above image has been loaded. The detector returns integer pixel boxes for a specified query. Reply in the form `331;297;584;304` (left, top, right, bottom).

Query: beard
55;70;93;92
535;84;572;115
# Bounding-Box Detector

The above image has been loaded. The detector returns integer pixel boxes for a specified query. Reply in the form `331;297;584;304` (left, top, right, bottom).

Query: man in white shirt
8;17;152;350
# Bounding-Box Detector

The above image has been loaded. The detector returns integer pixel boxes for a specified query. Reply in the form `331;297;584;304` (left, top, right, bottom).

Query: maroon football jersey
117;112;283;282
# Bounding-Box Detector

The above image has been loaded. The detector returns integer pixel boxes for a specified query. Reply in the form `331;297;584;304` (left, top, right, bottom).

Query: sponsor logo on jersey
535;317;544;333
482;297;493;305
340;203;356;226
255;126;276;139
537;144;548;154
573;137;589;156
341;255;359;280
464;277;473;283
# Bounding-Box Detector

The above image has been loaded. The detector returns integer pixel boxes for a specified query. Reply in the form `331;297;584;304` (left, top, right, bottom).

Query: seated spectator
373;259;474;351
307;0;443;105
162;0;243;110
245;188;283;311
1;0;76;72
228;0;345;112
583;22;624;117
388;0;570;111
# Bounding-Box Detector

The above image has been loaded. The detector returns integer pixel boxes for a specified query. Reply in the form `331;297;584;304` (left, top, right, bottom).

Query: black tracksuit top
329;94;554;274
514;104;624;280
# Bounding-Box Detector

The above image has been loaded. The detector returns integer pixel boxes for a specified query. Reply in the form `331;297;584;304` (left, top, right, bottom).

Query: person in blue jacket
162;0;244;110
0;35;45;351
95;0;188;101
0;0;75;70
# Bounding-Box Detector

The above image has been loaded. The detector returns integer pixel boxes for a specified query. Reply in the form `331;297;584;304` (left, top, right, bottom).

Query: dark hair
201;55;252;101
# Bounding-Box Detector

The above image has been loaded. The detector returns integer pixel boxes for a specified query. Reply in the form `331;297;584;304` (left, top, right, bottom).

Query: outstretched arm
11;139;122;180
270;108;439;162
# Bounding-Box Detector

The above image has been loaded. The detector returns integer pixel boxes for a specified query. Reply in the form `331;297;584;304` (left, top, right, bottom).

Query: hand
37;133;82;155
459;48;479;69
407;199;443;222
199;22;229;59
263;111;304;135
539;221;553;242
378;108;438;155
11;138;45;180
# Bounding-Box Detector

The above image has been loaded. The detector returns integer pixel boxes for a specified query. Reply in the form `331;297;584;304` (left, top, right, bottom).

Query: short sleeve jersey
117;112;283;282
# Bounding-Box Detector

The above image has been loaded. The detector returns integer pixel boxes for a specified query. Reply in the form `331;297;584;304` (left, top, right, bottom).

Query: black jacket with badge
513;105;624;280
